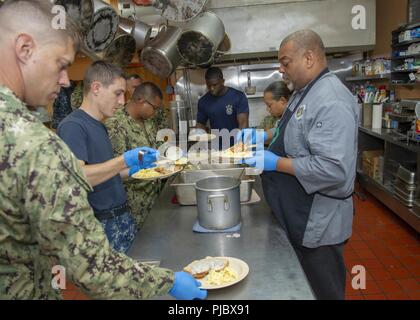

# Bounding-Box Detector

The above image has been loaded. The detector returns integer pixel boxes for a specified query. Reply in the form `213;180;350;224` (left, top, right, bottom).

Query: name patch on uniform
295;105;306;120
225;104;233;116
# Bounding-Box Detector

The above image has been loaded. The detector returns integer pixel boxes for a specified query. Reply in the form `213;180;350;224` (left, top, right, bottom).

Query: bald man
243;30;358;300
0;0;206;300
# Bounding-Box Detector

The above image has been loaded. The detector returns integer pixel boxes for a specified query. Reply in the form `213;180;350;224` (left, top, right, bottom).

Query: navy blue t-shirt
197;87;249;131
57;109;127;212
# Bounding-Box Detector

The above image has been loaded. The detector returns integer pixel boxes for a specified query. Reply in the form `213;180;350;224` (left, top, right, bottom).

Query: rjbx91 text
168;304;250;318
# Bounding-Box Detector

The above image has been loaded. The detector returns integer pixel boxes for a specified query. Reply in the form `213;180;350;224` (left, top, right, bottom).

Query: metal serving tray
396;165;416;185
171;165;255;205
393;177;417;192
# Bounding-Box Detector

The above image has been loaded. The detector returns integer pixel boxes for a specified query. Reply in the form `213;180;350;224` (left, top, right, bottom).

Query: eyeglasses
145;100;161;110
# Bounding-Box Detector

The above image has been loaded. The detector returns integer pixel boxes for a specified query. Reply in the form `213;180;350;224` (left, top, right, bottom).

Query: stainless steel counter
127;177;315;300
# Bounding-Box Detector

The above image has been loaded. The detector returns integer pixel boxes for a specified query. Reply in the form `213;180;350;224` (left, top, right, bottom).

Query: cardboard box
362;150;384;181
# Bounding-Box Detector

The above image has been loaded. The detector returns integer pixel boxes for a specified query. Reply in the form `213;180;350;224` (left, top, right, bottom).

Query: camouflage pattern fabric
70;81;83;109
259;115;281;130
105;108;163;229
0;86;174;299
146;106;170;135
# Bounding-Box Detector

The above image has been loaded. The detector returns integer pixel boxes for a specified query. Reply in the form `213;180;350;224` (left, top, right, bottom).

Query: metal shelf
392;69;420;73
357;171;420;232
359;126;420;154
390;82;420;87
392;39;420;48
345;74;391;82
392;53;420;60
245;92;264;99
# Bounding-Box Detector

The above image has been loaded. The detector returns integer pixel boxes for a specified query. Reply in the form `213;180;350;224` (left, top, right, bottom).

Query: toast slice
184;257;229;279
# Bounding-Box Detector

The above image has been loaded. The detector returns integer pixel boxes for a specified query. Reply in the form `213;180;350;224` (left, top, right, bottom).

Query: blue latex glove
169;272;208;300
124;147;159;168
243;150;280;171
236;128;268;145
129;163;156;176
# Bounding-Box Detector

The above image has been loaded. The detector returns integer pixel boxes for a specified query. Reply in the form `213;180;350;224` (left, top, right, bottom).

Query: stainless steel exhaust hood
207;0;376;59
119;0;376;61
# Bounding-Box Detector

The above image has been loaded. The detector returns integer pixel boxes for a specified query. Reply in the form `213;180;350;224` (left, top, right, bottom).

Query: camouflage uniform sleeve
25;138;174;299
106;119;128;156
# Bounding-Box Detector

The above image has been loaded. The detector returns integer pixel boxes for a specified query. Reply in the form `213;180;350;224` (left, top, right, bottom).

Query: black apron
262;69;329;246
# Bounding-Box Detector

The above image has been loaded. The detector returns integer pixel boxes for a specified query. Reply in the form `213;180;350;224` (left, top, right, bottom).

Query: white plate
131;166;183;181
189;133;217;141
197;257;249;290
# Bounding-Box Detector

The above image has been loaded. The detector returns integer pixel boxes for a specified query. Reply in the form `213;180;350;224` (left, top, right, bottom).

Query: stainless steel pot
153;0;208;22
195;176;241;230
177;11;225;66
119;17;152;50
141;25;182;78
83;0;119;52
102;31;136;67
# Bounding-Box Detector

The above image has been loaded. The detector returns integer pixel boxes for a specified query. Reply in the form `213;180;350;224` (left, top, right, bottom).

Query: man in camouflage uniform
146;104;170;134
0;0;206;300
106;82;166;229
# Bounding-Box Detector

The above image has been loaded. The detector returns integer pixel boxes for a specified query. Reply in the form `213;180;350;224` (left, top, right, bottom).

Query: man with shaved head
0;0;206;300
242;30;358;299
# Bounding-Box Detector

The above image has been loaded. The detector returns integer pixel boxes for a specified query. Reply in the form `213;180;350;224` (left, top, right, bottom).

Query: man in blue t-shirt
196;67;249;148
57;61;158;253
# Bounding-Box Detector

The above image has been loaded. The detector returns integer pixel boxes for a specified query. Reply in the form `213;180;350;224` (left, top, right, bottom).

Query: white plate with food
216;143;255;159
131;165;183;181
184;256;249;290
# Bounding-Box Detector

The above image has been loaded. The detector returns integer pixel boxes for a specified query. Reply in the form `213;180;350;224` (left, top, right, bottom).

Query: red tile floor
345;190;420;300
62;190;420;300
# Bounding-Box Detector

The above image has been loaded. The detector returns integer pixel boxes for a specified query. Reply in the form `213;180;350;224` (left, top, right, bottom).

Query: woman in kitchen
258;81;291;131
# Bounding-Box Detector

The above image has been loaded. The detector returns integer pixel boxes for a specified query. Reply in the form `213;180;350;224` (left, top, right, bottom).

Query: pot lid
195;176;240;192
84;5;119;52
153;0;208;22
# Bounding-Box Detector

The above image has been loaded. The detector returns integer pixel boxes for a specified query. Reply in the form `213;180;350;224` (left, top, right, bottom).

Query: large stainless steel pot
102;30;136;67
83;0;119;52
141;25;182;78
195;176;241;230
119;17;152;50
153;0;208;22
177;11;225;66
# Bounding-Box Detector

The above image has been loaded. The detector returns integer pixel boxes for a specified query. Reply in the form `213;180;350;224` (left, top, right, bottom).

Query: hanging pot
83;0;119;52
195;33;231;68
102;30;136;67
152;0;208;22
119;17;152;51
141;25;182;78
177;11;225;66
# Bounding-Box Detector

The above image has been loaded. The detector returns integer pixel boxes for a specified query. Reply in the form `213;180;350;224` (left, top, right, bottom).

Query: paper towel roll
372;103;383;129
